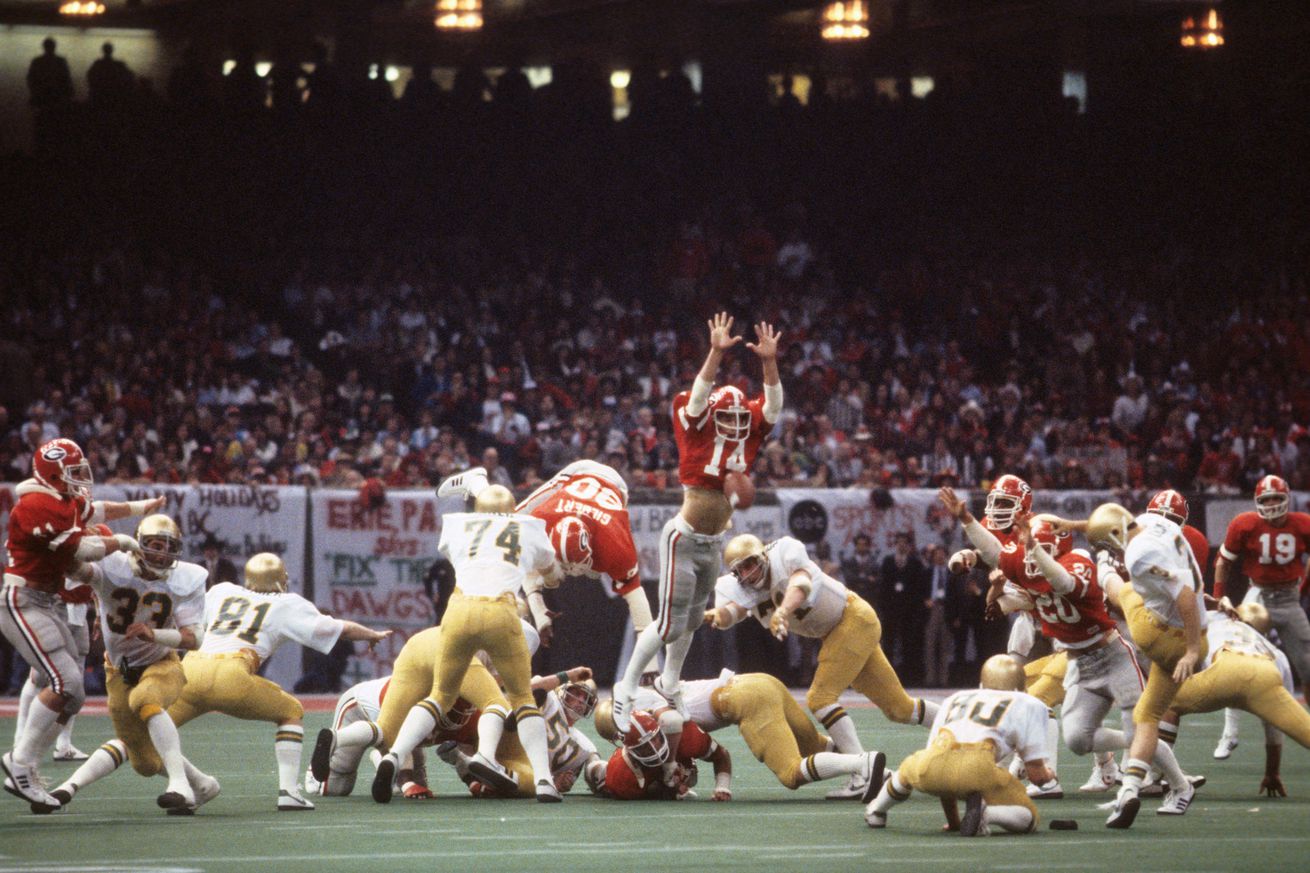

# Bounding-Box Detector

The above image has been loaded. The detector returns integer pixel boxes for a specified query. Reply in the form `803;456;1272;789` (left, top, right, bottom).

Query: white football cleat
467;753;519;796
157;783;197;814
653;676;688;718
1080;756;1120;793
1213;734;1238;760
277;789;315;811
1026;777;1064;799
826;771;869;801
864;809;888;829
610;689;633;734
1105;788;1140;829
960;792;989;836
303;767;322;797
437;467;489;499
1156;779;1195;816
859;751;887;804
535;779;562;803
3;753;62;811
52;745;89;762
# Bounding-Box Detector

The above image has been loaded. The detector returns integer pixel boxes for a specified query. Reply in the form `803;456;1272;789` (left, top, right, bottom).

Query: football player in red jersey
1146;490;1210;573
1213;475;1310;754
2;439;163;809
585;706;730;800
610;313;782;731
1018;517;1199;817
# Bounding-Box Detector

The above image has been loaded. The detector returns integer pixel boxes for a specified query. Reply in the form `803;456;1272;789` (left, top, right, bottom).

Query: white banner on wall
0;482;309;689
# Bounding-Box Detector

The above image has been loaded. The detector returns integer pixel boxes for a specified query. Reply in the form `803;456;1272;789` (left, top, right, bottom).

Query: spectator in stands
878;533;929;685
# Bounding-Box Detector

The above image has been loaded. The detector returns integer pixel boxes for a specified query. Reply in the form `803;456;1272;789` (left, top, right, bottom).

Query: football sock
618;624;665;695
1091;727;1127;752
14;698;61;765
275;723;305;793
334;720;382;750
660;632;695;692
1223;707;1241;740
814;706;864;754
869;771;911;814
476;708;507;763
61;739;126;795
1046;710;1060;776
987;805;1035;833
915;698;941;725
799;752;864;783
55;715;78;753
1120;757;1149;795
1151;738;1188;791
145;713;191;795
390;700;440;762
14;675;37;747
516;712;553;783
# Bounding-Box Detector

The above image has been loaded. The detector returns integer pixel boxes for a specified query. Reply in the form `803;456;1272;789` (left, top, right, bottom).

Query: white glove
113;534;142;555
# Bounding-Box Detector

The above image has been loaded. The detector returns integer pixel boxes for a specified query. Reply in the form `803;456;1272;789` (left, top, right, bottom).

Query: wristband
152;628;183;648
127;499;155;517
555;671;570;686
714;770;732;792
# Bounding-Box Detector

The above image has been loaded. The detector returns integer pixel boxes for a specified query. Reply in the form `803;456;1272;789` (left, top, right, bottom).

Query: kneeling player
864;655;1052;836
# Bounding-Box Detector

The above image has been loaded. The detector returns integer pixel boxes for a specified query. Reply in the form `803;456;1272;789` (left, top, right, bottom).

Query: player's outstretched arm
687;312;742;416
94;495;166;523
939;487;1003;566
747;321;783;422
340;621;392;650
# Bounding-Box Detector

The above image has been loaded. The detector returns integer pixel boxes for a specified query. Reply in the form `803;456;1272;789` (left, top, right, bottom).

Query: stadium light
59;1;105;14
435;0;482;32
1181;8;1224;49
822;1;870;41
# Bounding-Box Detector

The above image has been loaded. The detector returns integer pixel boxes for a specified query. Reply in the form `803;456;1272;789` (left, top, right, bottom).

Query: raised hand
707;312;743;353
746;321;781;359
937;487;969;521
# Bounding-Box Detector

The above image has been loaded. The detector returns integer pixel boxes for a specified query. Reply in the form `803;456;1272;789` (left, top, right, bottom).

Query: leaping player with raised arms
610;313;782;731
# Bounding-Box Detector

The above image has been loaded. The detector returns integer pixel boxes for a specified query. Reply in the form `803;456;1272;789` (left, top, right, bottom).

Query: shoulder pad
168;561;209;598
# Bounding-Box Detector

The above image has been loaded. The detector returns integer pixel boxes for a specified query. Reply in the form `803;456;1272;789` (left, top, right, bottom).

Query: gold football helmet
244;552;288;593
557;678;599;724
133;514;182;578
979;654;1025;691
473;484;516;514
724;534;768;589
1237;602;1273;635
593;698;620;743
1086;503;1136;552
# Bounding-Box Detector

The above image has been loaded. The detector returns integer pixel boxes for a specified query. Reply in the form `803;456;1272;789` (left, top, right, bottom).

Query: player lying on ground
585;703;728;800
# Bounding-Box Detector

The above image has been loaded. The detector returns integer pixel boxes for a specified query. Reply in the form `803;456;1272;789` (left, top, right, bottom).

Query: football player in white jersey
303;676;409;798
373;486;562;802
864;655;1053;836
1085;504;1208;828
47;515;216;814
705;534;936;799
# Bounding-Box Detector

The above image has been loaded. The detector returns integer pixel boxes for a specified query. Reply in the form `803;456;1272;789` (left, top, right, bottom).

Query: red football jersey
600;722;715;800
996;542;1050;593
983;517;1019;548
1220;511;1310;587
1024;552;1115;648
524;472;641;596
1182;524;1210;574
4;486;93;592
671;390;770;490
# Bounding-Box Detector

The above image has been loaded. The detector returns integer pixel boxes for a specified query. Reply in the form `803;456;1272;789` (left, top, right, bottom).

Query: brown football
724;471;756;510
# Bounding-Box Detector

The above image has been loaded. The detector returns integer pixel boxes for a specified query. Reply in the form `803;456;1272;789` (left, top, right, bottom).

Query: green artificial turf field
2;703;1308;873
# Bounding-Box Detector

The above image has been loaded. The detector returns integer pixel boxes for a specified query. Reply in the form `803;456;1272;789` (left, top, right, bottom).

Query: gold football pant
167;650;303;727
1171;651;1310;748
897;733;1037;826
375;624;509;749
1023;652;1068;709
434;591;535;716
106;653;186;777
808;595;916;723
1121;585;1207;725
712;673;828;789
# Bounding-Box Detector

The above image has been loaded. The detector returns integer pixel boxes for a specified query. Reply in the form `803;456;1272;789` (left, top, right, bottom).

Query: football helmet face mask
244;552;289;593
551;516;593;576
33;438;93;499
440;697;475;732
1147;489;1189;526
979;654;1025;691
709;386;752;442
1086;503;1135;553
1022;518;1059;578
556;679;598;725
1255;475;1290;522
623;711;670;767
984;474;1032;530
134;514;182;578
724;534;768;589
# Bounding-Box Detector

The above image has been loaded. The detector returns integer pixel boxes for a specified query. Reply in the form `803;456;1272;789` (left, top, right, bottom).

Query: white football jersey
632;668;735;733
929;688;1049;764
1124;514;1208;630
85;553;207;668
200;581;343;663
340;676;390;723
714;537;849;638
438;512;555;597
1201;614;1291;682
541;691;599;778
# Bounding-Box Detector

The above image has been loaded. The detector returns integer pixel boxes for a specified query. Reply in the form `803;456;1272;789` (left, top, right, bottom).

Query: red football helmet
1147;490;1189;526
1023;518;1060;577
550;516;593;575
438;697;475;732
985;474;1032;529
33;438;93;498
1255;475;1290;521
709;386;752;441
622;711;670;767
